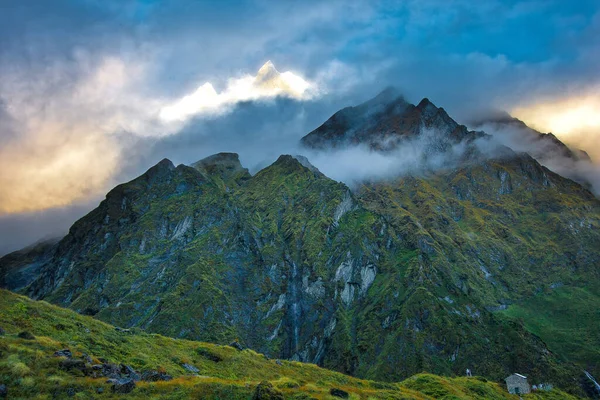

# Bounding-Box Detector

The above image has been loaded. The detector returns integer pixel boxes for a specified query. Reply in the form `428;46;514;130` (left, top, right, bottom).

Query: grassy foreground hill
0;289;577;399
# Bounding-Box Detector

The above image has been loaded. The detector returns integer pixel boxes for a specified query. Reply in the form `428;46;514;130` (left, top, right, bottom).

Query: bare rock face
109;378;136;394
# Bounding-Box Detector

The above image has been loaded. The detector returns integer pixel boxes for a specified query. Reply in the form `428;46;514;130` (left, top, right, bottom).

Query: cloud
474;120;600;195
301;128;473;185
158;61;317;122
511;90;600;160
0;55;320;216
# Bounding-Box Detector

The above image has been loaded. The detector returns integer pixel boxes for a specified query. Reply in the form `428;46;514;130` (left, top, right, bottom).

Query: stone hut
505;373;531;395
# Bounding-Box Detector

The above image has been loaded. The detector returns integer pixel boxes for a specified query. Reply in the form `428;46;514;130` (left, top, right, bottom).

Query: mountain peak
292;155;322;174
269;154;322;176
416;97;439;117
193;152;241;167
256;60;279;83
258;60;276;73
274;154;301;167
142;158;175;183
155;158;176;170
370;86;402;103
192;152;250;185
416;97;433;108
301;91;472;151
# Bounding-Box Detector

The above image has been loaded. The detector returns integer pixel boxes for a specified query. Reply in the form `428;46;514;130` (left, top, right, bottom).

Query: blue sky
0;0;599;254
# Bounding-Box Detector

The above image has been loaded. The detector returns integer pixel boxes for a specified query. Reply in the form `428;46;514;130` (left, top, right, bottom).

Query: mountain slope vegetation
0;289;579;399
1;91;599;397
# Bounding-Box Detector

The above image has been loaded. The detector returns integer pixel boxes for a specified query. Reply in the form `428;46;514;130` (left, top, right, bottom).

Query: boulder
100;363;122;378
329;388;349;398
252;381;284;400
110;378;136;394
54;349;72;358
17;331;35;340
182;363;200;373
229;340;244;351
121;364;141;381
141;370;173;382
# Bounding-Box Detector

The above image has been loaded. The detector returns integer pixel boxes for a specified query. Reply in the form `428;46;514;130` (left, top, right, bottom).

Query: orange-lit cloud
0;56;157;214
512;92;600;160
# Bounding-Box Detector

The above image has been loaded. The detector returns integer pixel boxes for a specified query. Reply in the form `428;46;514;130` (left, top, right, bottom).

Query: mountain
300;87;485;155
5;289;568;399
470;113;598;194
2;90;600;397
471;113;591;163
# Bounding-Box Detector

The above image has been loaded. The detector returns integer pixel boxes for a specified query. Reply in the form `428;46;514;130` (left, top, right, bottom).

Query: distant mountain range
2;89;599;397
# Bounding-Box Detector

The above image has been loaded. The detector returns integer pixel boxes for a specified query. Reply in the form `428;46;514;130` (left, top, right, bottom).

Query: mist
299;128;475;186
475;120;600;196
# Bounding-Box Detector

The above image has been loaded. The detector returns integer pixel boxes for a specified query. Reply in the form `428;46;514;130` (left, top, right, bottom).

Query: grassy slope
501;286;600;375
355;156;600;384
0;290;577;399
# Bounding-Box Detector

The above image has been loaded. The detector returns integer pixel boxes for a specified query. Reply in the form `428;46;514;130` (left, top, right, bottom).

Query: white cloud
158;61;317;122
303;128;471;185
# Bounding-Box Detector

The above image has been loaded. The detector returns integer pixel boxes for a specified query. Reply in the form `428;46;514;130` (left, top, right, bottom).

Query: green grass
501;286;600;376
0;289;579;399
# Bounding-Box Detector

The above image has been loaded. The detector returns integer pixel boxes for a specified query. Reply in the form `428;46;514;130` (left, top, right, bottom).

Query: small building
505;373;531;395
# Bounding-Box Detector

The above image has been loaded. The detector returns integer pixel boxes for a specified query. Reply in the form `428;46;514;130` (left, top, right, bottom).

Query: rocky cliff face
2;92;600;396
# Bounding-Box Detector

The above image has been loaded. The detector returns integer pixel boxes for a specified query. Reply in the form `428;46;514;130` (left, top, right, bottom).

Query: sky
1;0;600;255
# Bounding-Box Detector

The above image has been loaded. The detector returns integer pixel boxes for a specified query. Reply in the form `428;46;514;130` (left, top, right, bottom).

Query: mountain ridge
300;89;484;154
1;89;600;397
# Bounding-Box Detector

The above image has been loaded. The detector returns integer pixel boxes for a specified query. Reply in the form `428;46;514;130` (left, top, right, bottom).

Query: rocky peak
301;90;473;151
192;152;250;185
143;158;176;183
256;60;278;82
360;86;405;108
272;154;305;170
416;97;437;116
292;155;322;174
252;155;324;182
